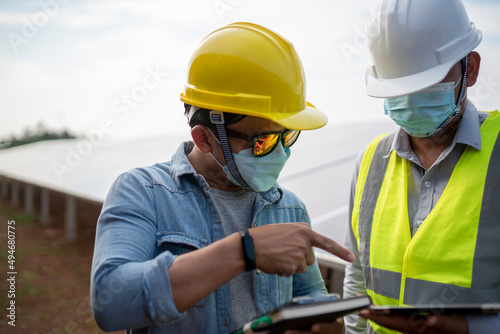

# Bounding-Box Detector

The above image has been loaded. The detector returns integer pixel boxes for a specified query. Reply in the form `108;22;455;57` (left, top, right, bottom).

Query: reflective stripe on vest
353;111;500;333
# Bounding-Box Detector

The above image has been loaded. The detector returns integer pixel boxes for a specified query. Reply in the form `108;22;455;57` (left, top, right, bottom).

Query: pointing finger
310;231;355;262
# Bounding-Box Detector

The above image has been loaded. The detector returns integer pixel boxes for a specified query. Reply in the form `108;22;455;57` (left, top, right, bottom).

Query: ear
191;125;216;154
465;51;481;87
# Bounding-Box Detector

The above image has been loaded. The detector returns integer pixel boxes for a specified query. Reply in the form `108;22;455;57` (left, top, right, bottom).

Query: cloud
1;0;499;140
0;11;28;26
55;0;216;29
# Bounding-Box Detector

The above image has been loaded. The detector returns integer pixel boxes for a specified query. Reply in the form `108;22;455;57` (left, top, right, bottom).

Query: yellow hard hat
180;22;327;130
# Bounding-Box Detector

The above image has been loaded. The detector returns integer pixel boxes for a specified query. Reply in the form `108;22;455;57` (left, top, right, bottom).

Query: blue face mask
211;143;290;192
384;79;463;138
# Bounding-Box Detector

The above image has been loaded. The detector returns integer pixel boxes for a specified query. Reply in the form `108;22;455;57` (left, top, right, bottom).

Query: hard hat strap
456;55;469;109
448;54;468;118
429;55;469;137
209;111;252;190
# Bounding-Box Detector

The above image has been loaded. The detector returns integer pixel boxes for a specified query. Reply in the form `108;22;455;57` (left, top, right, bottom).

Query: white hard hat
365;0;482;98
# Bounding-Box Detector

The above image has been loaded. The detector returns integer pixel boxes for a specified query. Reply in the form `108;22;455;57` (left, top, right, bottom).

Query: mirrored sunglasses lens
254;134;279;156
284;130;300;148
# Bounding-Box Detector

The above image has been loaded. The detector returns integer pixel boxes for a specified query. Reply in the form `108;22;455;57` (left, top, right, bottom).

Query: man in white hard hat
91;22;353;333
343;0;500;333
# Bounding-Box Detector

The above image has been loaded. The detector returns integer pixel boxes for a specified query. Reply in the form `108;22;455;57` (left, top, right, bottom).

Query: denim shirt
91;141;327;334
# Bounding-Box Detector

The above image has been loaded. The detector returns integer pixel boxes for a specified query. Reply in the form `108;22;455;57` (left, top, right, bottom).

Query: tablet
369;303;500;317
233;295;372;334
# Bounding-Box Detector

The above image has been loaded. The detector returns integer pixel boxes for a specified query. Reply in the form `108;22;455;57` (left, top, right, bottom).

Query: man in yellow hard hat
343;0;500;333
91;22;353;333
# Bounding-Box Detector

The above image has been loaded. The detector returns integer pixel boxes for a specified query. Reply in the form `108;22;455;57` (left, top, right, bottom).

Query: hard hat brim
366;27;482;98
365;61;456;98
272;104;328;130
181;90;328;130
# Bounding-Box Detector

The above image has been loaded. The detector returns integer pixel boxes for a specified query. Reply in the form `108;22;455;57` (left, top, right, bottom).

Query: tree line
0;122;76;149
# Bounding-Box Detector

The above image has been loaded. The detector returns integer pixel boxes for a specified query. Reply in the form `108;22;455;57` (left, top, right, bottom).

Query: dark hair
184;103;246;139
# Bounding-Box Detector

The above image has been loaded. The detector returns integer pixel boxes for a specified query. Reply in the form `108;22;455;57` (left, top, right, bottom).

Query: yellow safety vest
352;111;500;334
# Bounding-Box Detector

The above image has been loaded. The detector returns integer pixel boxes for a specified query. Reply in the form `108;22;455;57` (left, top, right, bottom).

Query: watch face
241;231;256;271
245;234;255;261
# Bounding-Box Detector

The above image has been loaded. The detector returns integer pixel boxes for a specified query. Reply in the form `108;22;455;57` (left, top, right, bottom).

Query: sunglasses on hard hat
224;128;301;157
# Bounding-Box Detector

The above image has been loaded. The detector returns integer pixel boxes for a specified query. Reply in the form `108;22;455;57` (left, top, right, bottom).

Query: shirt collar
454;100;481;150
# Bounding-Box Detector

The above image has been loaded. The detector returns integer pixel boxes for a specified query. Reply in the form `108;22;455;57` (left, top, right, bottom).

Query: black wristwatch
239;229;256;271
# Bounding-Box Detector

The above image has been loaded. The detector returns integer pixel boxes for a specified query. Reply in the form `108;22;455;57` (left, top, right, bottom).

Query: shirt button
424;181;431;188
417;220;423;226
256;269;262;275
252;222;257;228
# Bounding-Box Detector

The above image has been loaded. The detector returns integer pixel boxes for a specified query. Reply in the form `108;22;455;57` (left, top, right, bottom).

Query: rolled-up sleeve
90;171;184;331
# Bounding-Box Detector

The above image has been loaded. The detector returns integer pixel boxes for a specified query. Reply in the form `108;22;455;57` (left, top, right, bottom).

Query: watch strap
239;229;256;271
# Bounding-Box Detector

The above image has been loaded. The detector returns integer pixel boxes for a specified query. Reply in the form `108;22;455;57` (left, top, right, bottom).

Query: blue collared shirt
91;141;327;334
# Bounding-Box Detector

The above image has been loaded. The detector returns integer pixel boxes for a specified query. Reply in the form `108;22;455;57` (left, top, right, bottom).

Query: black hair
184;103;247;140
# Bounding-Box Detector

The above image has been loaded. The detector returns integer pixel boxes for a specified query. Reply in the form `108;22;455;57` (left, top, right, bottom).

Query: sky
1;0;499;142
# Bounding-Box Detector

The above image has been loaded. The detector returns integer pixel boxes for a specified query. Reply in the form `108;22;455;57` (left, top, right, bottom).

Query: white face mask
384;76;464;138
210;143;290;192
